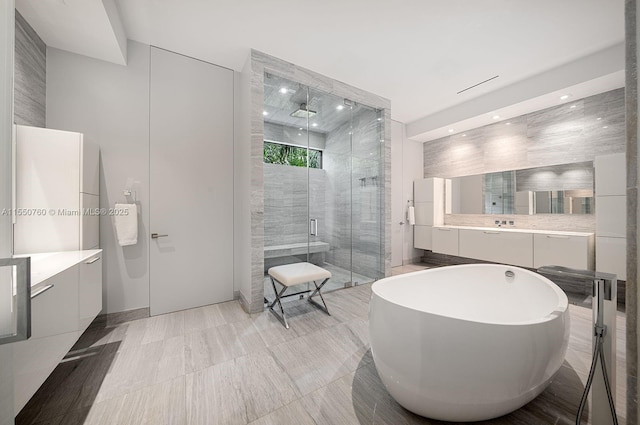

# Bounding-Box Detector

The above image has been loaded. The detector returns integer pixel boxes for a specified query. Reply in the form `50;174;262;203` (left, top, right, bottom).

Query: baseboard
402;257;423;266
91;307;150;328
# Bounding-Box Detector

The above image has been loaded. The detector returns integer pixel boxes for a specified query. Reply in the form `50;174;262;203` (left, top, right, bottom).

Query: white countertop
434;225;593;237
14;250;102;288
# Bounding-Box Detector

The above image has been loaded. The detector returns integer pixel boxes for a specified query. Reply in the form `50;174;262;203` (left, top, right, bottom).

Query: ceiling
17;0;127;65
16;0;626;142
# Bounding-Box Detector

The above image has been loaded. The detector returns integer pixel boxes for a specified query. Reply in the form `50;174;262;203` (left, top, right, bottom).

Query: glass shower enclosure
262;74;384;298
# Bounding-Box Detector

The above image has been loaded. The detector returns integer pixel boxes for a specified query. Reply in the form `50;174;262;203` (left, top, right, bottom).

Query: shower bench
263;241;330;271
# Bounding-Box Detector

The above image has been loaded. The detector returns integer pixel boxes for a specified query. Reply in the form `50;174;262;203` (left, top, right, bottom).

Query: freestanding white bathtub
369;264;570;422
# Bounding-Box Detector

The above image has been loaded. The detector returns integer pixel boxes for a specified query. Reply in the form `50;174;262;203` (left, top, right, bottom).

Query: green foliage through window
263;141;322;168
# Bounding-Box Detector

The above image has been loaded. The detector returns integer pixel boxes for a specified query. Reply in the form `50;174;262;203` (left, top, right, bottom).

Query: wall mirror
445;161;594;215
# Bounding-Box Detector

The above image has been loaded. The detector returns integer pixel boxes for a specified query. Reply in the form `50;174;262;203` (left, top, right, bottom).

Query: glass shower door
350;103;385;284
262;74;311;298
262;74;385;301
307;87;353;291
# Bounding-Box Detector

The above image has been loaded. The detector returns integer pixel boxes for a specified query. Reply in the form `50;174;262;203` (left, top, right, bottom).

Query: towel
407;206;416;225
114;203;138;246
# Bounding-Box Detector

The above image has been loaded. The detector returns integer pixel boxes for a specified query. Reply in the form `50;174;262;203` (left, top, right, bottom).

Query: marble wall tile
444;213;595;232
483;117;528;172
426;89;624;232
14;11;45;127
425;89;625;180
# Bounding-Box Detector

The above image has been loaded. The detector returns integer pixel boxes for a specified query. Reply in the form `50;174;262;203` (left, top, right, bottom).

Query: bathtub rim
371;264;569;327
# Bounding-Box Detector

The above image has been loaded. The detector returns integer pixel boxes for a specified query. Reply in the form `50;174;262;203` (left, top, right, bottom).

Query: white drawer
79;255;103;333
459;229;533;267
30;266;79;339
432;227;459;256
534;233;593;270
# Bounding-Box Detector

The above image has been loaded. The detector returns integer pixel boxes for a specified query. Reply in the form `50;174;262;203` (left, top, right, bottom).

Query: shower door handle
309;219;318;236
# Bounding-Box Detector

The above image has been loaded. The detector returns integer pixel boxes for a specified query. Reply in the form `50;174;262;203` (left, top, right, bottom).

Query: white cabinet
14;125;100;254
79;254;102;333
533;233;594;270
595;154;626;197
596;196;626;238
414;178;444;251
414;226;432;250
13;265;80;412
13;250;103;414
459;229;533;267
433;225;594;270
596;236;626;280
432;227;459;256
595;153;626;280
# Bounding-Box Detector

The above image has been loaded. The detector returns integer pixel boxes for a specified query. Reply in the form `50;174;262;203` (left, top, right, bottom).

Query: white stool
267;262;332;329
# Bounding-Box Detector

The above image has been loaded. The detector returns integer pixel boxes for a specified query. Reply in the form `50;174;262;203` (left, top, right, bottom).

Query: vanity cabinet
12;250;102;414
432;227;459;256
431;226;594;270
13;266;80;412
533;233;594;270
459;229;533;268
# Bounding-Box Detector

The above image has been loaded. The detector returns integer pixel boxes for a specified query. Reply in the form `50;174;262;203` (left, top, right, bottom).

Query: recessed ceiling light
377;118;382;121
263;111;268;116
603;126;608;129
336;105;344;111
299;128;303;131
560;95;570;100
570;105;577;109
279;87;288;94
506;122;511;125
298;133;302;136
462;134;467;137
312;123;318;127
597;117;602;120
492;115;500;120
448;129;454;133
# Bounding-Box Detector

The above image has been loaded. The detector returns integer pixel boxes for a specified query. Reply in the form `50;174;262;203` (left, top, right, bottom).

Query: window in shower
263;141;322;168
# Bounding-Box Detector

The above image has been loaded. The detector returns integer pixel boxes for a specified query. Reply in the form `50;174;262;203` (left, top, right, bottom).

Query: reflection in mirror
446;162;594;215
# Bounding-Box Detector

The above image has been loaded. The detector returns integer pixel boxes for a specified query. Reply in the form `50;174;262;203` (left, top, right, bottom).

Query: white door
391;121;404;267
149;47;234;316
0;2;15;423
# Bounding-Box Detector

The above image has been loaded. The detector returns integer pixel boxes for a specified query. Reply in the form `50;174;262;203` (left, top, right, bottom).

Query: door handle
309;219;318;236
151;233;169;239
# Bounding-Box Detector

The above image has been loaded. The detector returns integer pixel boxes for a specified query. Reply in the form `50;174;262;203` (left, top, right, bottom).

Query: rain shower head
290;103;317;118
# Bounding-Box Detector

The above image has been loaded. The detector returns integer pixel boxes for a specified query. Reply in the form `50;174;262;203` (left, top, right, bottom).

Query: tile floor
17;264;627;425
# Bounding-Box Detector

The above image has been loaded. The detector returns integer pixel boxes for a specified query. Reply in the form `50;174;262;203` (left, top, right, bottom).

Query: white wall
391;120;424;266
46;41;151;314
